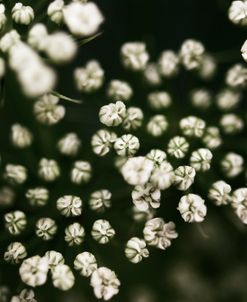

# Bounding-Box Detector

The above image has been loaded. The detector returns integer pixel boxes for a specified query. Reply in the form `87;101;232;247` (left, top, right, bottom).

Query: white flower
0;30;20;53
241;39;247;62
99;101;126;127
38;158;60;182
44;250;64;270
74;252;97;277
158;50;179;77
147;115;168;137
27;23;48;51
167;136;189;159
202;127;222;150
179;116;206;137
228;0;247;25
19;256;49;287
148;91;172;110
0;186;15;208
180;39;205;70
232;188;247;223
197;54;217;80
91;129;117;156
226;64;247;88
132;206;155;222
144;63;162;86
121;156;154;186
12;3;34;25
74;60;104;93
146;149;167;166
208;181;232;206
190;148;213;172
114;134;140;156
178;194;207;223
220;114;244;134
107;80;133;102
125;237;149;263
4;164;27;185
11;289;37;302
26;188;49;207
91;219;115;244
143;218;178;249
35;218;57;241
57;133;81;156
47;0;64;24
150;161;174;190
132;183;161;211
56;195;82;217
0;4;6;30
4;211;27;235
64;2;104;37
122;107;143;130
71;161;92;184
216;89;241;111
89;189;112;212
190;89;211;109
4;242;27;264
34;94;65;125
174;165;196;191
90;267;120;300
51;264;75;291
221;152;244;178
64;222;85;246
121;42;149;71
11;124;33;149
45;32;77;64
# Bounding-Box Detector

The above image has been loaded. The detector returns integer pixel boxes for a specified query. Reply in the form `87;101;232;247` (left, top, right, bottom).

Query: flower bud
174;165;196;191
5;211;27;235
36;217;57;240
64;222;85;246
12;3;34;25
114;134;140;156
11;124;33;149
132;183;161;211
4;242;27;264
26;187;49;207
56;195;82;217
38;158;60;182
99;101;126;127
51;264;75;291
71;160;92;184
190;148;213;172
74;252;97;277
167;136;189;158
107;80;133;102
147;115;168;137
121;42;149;71
89;189;112;212
125;237;149;263
91;129;117;156
91;219;115;244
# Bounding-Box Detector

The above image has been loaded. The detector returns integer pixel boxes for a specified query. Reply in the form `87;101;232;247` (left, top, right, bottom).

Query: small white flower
147;115;168;137
226;64;247;88
0;186;15;208
107;80;133;102
36;218;57;241
143;218;178;250
221;152;244;178
11;289;36;302
91;129;117;156
26;188;49;207
38;158;60;182
178;194;207;223
44;250;64;270
56;195;82;217
90;267;120;300
132;183;161;211
45;32;77;64
99;101;126;127
74;252;97;277
121;156;154;186
202;127;222;150
51;264;75;291
180;39;205;70
232;188;247;223
34;94;65;125
74;60;104;93
64;222;85;246
11;124;33;149
114;134;140;156
121;42;149;71
19;256;49;287
91;219;115;244
150;161;174;190
148;91;172;110
179;116;206;137
57;133;81;156
216;89;241;111
4;164;27;185
197;54;217;80
4;242;27;264
146;149;167;166
0;30;20;53
190;89;211;109
220;114;244;134
47;0;64;24
12;3;34;25
241;39;247;62
158;50;179;77
174;165;196;191
125;237;149;263
208;181;232;206
27;23;48;51
122;107;143;130
167;136;189;159
71;161;92;184
228;0;247;25
0;4;6;30
89;189;111;212
190;148;213;172
144;63;162;86
64;2;104;37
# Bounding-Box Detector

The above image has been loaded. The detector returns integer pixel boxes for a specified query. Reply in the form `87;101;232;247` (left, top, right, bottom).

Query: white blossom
221;152;244;178
146;149;167;166
147;115;168;137
89;189;111;212
216;89;241;111
38;158;60;182
144;63;162;85
91;219;115;244
11;289;36;302
190;89;211;109
228;0;247;25
4;164;27;185
91;129;117;156
167;136;189;159
56;195;82;217
220;114;244;134
179;116;206;137
174;165;196;191
27;23;48;51
4;242;27;264
64;222;85;246
44;250;64;270
26;188;49;207
125;237;149;263
158;50;179;77
47;0;64;24
114;134;140;156
190;148;213;172
132;183;161;211
0;186;15;208
74;252;97;277
121;42;149;71
107;80;133;102
197;54;217;80
64;2;103;36
180;39;205;70
19;256;49;287
99;101;126;127
0;30;20;53
36;218;57;241
150;161;174;190
202;127;222;149
71;160;92;184
11;124;33;149
51;264;75;291
226;64;247;88
208;181;232;206
12;3;34;25
132;206;155;222
232;188;247;223
122;107;143;130
0;4;6;30
178;194;207;223
57;133;81;156
148;91;172;110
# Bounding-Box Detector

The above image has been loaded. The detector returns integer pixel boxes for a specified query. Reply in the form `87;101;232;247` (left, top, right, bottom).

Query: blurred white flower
4;164;27;185
89;189;112;212
12;3;34;25
158;50;179;77
226;64;247;88
107;80;133;102
47;0;64;24
123;107;143;130
220;114;244;134
91;129;117;156
228;0;247;25
147;115;168;137
150;161;174;190
221;152;244;178
27;23;48;51
51;264;75;291
179;116;206;137
148;91;172;110
121;42;149;71
38;158;60;182
57;133;81;156
11;124;33;149
71;160;92;184
45;250;64;270
180;39;205;70
202;127;222;150
0;4;6;30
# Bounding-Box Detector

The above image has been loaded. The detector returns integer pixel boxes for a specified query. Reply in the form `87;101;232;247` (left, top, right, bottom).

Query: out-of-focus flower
221;152;244;178
51;264;75;291
107;80;133;102
147;115;168;136
11;289;37;302
99;101;126;127
45;250;64;270
47;0;64;24
57;133;81;156
180;39;205;70
26;188;49;207
228;0;247;25
150;161;174;190
4;164;27;185
27;23;48;51
11;124;33;149
190;148;213;172
91;129;117;156
148;91;172;110
89;189;112;212
38;158;60;182
158;50;179;77
179;116;206;137
0;4;6;30
121;42;149;71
